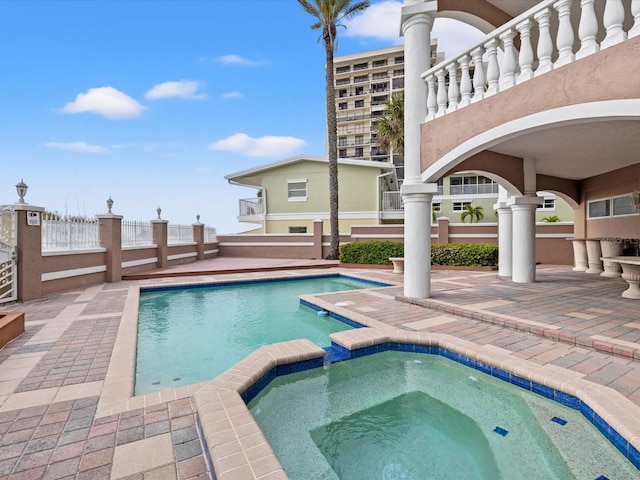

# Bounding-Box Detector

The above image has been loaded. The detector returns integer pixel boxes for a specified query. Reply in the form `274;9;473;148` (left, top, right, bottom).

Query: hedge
339;240;498;267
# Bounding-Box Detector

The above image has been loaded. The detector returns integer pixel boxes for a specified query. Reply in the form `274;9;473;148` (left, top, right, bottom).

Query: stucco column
193;222;205;261
152;220;169;269
508;196;540;283
313;219;323;260
494;201;513;278
97;214;123;283
401;183;438;298
401;0;436;184
401;1;437;299
437;216;449;244
12;204;44;302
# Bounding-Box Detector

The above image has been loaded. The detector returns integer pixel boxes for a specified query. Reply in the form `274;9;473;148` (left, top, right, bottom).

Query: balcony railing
382;191;404;212
168;224;194;245
449;183;499;196
422;0;640;121
239;198;263;216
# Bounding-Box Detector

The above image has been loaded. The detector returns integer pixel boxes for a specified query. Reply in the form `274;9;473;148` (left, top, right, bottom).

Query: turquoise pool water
135;275;375;395
249;351;638;479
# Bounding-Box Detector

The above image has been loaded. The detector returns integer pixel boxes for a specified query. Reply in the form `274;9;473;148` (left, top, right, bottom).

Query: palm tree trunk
325;40;339;259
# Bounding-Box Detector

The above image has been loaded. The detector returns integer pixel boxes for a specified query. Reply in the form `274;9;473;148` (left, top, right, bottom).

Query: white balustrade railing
204;226;217;243
239;198;263;216
423;0;640;122
122;220;153;247
382;191;404;212
168;224;194;245
42;214;100;251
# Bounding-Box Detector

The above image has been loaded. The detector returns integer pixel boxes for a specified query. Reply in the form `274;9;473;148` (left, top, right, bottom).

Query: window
355;147;364;157
354;99;364;108
339;149;347;158
354;62;368;71
588;194;638;218
538;198;556;210
355;135;363;145
613;195;635;216
588;199;611;218
338;102;347;110
354;74;368;83
393;69;404;76
453;201;472;212
336;65;350;74
432;202;441;213
287;179;307;202
355;86;364;95
450;175;498;195
338;89;347;98
335;78;350;86
372;59;387;67
394;56;404;64
338;137;347;147
288;226;307;234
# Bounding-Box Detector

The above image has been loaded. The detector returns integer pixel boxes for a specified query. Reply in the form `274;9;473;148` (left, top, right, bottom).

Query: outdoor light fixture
15;179;28;204
106;196;114;214
631;189;640;212
196;213;201;223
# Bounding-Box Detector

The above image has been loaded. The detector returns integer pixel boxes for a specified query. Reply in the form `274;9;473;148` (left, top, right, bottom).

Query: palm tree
298;0;370;260
541;214;561;222
461;204;484;223
374;91;404;156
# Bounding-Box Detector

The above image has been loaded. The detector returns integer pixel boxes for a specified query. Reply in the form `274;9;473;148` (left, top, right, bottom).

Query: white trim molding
42;265;107;282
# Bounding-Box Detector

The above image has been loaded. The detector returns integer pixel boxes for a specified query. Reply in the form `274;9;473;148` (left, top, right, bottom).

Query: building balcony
237;198;263;220
419;0;640;193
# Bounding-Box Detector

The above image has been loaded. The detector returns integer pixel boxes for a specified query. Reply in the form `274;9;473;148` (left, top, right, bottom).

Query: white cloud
59;86;146;119
343;1;485;59
217;54;266;66
145;80;207;100
344;0;402;42
208;133;306;158
432;18;486;59
45;141;110;153
222;91;243;99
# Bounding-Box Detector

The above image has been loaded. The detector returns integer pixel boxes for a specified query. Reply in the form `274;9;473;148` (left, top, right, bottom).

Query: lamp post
15;179;28;204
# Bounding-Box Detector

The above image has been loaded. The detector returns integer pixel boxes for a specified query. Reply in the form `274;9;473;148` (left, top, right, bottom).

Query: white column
446;62;459;113
494;200;513;278
401;184;437;298
508;196;541;283
484;38;500;96
400;1;437;299
401;0;436;184
458;54;472;107
499;28;517;89
470;47;485;103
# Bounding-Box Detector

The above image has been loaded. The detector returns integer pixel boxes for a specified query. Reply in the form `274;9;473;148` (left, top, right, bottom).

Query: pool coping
96;270;640;479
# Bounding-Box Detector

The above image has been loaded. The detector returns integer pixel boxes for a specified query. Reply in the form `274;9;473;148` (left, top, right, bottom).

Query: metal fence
168;224;194;244
42;213;100;251
122;220;153;247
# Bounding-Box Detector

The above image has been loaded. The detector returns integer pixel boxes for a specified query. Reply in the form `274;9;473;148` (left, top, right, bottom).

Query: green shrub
339;240;404;265
431;243;498;266
339;241;498;267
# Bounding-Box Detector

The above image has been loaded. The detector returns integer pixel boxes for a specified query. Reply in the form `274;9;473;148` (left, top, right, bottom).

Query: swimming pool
135;275;381;395
248;351;638;479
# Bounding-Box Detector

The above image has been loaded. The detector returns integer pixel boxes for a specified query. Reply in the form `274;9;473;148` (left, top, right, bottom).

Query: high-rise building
334;42;443;180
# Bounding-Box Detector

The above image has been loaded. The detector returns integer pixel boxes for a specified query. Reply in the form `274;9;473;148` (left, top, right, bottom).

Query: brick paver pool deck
0;259;639;479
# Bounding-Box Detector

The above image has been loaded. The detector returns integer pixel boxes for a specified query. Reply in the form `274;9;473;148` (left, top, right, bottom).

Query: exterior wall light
15;179;28;204
631;190;640;212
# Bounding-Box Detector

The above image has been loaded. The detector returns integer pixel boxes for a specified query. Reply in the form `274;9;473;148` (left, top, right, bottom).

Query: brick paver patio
0;259;639;479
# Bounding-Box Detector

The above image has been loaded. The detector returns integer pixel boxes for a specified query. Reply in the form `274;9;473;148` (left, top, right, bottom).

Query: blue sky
0;0;482;233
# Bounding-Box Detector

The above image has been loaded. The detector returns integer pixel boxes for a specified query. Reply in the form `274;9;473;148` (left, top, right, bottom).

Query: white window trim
611;193;639;217
288;178;307;202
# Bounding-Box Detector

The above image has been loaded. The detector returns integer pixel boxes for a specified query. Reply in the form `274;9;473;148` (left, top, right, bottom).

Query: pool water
249;351;638;479
135;275;373;395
